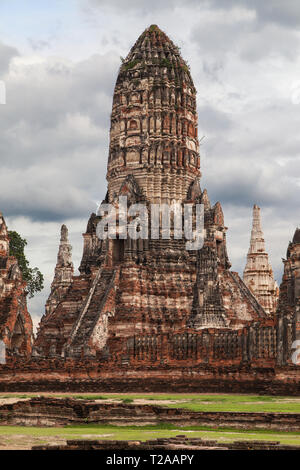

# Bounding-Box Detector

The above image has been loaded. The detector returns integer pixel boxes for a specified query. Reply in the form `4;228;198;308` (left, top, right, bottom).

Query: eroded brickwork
0;397;299;431
28;26;299;386
277;228;300;365
0;213;33;357
33;437;300;451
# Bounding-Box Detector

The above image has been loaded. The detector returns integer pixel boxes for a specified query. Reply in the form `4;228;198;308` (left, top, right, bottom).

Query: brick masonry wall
0;361;298;394
32;437;300;451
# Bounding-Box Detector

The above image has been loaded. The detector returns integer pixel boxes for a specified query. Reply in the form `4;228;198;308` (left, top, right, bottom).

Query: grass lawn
0;424;299;448
2;393;299;413
0;394;299;449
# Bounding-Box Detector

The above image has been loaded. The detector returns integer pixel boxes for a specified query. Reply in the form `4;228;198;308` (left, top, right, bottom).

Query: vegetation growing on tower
8;231;44;298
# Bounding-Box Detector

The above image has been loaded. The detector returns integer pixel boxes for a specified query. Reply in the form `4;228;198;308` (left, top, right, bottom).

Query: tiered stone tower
35;26;277;365
0;212;33;357
44;225;74;318
277;228;300;365
34;225;79;357
243;205;278;313
107;24;200;204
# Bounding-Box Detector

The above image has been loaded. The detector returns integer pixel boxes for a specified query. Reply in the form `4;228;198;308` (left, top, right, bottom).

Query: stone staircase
65;267;116;356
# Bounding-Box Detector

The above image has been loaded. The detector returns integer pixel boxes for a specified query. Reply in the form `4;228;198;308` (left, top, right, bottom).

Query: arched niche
129;119;138;131
11;315;26;351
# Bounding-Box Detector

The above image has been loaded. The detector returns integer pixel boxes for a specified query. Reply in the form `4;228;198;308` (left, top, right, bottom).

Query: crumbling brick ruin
33;25;299;370
0;397;298;431
0;26;299;391
0;213;33;358
277;228;300;366
33;437;300;451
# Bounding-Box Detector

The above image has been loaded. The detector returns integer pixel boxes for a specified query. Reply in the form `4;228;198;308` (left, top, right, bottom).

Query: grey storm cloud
85;0;200;13
210;0;300;28
0;51;120;221
199;99;300;219
190;10;300;63
84;0;300;64
198;105;233;132
85;0;300;28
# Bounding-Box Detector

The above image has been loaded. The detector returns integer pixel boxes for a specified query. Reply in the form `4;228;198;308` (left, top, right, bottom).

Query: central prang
107;25;200;205
33;27;289;370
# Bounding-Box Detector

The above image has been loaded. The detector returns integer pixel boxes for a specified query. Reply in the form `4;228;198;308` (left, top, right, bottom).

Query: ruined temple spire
293;228;300;244
107;24;200;205
121;24;194;87
243;205;278;313
0;212;9;258
51;224;73;287
44;225;74;318
249;204;265;253
35;26;280;363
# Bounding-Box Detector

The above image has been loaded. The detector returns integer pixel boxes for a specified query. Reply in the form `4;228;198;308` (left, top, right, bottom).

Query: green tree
8;231;44;298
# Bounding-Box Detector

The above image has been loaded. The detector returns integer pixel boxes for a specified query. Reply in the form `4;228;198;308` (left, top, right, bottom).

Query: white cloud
0;41;19;75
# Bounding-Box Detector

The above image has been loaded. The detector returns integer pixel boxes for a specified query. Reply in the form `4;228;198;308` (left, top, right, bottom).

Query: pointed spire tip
60;224;68;242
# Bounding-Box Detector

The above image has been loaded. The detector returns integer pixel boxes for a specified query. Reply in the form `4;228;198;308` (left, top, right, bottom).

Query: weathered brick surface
0;360;298;394
1;397;299;431
32;26;289;369
32;436;300;451
0;212;33;357
277;228;300;366
1;26;298;391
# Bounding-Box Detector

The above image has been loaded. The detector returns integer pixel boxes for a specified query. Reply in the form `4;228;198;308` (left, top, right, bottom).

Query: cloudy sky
0;0;300;331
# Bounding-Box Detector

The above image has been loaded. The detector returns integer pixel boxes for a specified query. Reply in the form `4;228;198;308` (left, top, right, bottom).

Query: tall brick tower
107;24;200;204
243;205;278;313
35;26;272;363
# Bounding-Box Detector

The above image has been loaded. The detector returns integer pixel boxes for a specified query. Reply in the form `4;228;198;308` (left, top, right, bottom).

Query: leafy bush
8;231;44;298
